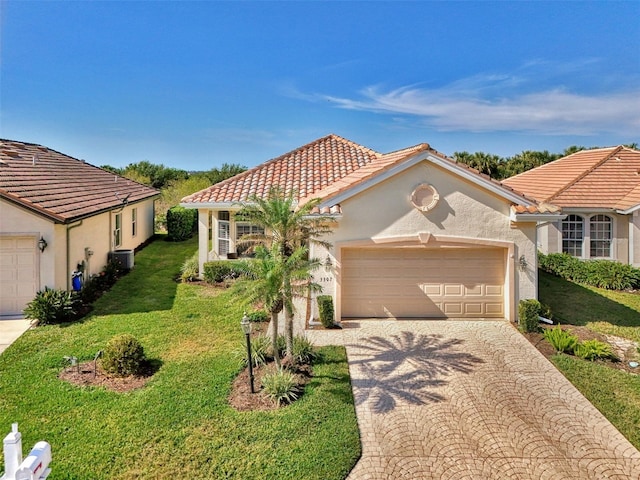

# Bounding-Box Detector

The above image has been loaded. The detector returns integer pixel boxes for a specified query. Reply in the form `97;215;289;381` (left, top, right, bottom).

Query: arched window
590;215;612;258
561;214;584;256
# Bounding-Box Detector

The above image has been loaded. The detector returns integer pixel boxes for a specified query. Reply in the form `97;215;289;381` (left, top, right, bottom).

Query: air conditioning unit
109;249;134;270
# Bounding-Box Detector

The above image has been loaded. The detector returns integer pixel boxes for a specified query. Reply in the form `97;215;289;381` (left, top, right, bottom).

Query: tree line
453;143;638;180
101;161;247;230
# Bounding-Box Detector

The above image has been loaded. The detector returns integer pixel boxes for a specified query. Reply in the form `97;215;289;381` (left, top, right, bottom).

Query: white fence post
1;423;22;480
1;425;51;480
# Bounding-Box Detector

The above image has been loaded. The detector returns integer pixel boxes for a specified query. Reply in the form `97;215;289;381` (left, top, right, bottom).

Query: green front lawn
0;236;360;479
539;270;640;448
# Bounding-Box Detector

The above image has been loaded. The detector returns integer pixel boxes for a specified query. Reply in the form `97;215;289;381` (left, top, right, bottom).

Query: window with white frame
236;222;265;255
218;211;230;256
561;214;584;256
590;214;612;258
131;208;137;237
114;213;122;248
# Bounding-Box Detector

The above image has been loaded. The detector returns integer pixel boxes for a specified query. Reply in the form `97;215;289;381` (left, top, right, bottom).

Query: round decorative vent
411;184;440;212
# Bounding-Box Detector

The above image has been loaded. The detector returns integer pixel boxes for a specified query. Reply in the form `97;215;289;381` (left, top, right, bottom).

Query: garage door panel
444;284;463;296
484;303;504;316
486;285;503;296
0;236;38;316
342;247;505;318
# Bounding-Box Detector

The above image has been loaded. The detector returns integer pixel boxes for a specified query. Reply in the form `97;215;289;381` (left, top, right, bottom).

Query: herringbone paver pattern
308;320;640;479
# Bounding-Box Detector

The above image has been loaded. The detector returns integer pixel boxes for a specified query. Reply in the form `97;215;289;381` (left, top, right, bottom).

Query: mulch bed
58;361;156;393
229;361;313;411
523;324;640;374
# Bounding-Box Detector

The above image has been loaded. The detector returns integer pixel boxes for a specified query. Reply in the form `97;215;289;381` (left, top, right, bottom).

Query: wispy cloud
301;64;640;136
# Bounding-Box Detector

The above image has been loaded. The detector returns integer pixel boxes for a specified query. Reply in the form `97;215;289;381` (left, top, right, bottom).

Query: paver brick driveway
309;320;640;479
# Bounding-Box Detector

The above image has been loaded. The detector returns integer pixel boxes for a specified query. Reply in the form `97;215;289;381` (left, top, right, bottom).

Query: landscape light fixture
241;312;255;393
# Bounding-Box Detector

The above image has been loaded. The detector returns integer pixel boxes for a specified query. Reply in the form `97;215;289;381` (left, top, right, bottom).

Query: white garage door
0;237;38;316
341;247;505;318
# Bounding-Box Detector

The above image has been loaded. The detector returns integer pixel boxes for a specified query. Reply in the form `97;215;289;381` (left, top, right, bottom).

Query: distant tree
204;163;246;184
453;151;501;178
122;161;188;189
563;145;586;156
100;165;122;174
498;150;560;179
624;143;638;150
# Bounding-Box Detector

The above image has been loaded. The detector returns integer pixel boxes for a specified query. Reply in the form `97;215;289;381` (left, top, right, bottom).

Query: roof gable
181;134;381;205
503;146;640;210
0;139;159;223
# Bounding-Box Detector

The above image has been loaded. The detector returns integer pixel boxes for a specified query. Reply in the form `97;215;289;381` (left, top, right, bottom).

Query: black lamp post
241;312;255;393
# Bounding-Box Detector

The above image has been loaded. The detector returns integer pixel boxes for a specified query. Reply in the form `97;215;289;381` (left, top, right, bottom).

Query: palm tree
237;243;285;368
236;187;334;360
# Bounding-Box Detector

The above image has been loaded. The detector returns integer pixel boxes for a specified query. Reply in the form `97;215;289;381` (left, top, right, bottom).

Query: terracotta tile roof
298;143;433;205
503;146;640;210
0;139;159;223
511;203;562;215
182;133;549;215
181;134;381;204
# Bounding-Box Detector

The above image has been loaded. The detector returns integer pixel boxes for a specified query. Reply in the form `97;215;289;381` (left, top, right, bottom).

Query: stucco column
198;209;210;279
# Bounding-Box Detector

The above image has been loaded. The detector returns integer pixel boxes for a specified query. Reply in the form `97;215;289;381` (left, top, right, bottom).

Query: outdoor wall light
240;312;255;393
519;255;528;272
324;255;333;272
38;236;48;252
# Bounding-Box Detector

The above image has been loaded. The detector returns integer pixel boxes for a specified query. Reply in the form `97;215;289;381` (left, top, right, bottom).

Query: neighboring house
0;139;159;317
503;146;640;265
181;134;562;324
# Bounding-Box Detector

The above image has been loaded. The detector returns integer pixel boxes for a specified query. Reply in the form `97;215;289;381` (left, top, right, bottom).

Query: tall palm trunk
283;274;294;360
284;304;294;360
270;309;281;368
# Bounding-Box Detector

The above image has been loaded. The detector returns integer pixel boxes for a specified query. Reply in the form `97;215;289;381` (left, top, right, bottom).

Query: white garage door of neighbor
341;247;505;318
0;237;38;316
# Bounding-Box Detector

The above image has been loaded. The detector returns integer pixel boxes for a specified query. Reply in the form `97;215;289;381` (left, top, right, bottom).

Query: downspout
66;221;83;291
629;214;635;266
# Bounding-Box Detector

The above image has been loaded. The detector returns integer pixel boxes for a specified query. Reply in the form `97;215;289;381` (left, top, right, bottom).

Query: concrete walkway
308;320;640;479
0;318;32;355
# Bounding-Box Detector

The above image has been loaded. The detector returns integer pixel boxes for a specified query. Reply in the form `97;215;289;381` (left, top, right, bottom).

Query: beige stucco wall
1;198;155;292
311;160;537;323
633;213;640;267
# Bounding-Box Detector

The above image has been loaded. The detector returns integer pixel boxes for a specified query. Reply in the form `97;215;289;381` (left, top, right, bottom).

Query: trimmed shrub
543;326;578;354
317;295;335;328
518;299;541;333
101;334;146;377
574;339;617;361
166;205;197;242
262;368;300;406
203;260;255;283
539;252;640;290
180;252;199;283
203;261;232;283
23;287;81;325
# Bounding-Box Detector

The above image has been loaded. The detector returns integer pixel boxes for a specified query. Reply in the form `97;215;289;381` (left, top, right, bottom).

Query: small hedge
101;334;146;377
203;260;255;283
518;298;542;333
166;205;197;242
317;295;335;328
539;252;640;290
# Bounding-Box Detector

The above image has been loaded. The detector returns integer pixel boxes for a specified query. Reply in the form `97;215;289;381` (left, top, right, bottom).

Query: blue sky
1;1;639;171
